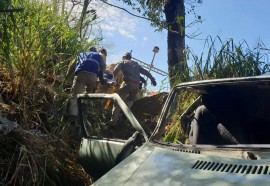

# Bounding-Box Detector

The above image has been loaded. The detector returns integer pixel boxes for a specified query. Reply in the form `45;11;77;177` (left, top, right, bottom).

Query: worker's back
120;60;141;82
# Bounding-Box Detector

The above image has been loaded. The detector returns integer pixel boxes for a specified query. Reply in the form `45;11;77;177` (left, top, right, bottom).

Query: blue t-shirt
75;51;103;75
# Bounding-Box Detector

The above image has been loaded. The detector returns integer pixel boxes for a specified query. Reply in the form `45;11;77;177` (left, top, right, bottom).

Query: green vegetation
189;36;270;81
162;91;198;144
0;0;97;130
0;1;100;184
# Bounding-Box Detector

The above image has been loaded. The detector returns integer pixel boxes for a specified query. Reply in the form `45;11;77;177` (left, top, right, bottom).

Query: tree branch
100;0;201;39
100;0;151;21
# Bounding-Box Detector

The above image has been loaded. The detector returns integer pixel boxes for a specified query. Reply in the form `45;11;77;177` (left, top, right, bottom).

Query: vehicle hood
93;142;270;186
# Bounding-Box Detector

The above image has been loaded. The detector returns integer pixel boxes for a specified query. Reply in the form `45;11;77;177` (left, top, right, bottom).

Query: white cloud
65;0;138;40
94;1;138;40
143;37;148;41
101;24;117;32
119;29;136;40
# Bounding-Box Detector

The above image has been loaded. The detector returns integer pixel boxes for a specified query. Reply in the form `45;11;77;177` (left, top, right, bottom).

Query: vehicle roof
172;75;270;96
175;75;270;88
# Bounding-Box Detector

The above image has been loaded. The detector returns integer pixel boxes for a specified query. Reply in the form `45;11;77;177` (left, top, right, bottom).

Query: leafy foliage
116;0;202;31
187;37;270;81
0;0;103;184
0;0;98;129
162;91;197;143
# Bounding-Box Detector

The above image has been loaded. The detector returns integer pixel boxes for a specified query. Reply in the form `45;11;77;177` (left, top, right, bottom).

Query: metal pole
145;46;159;84
145;52;157;83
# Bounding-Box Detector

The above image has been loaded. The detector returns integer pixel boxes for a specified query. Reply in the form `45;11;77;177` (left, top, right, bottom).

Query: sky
92;0;270;92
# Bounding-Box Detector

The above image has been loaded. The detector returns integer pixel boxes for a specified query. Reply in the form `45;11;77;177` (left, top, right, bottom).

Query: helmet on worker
122;52;132;60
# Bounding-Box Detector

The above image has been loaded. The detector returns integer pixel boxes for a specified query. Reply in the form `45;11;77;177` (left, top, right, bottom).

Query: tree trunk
164;0;188;87
77;0;92;38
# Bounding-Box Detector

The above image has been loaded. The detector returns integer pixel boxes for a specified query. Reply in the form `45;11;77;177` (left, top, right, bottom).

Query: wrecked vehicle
77;76;270;185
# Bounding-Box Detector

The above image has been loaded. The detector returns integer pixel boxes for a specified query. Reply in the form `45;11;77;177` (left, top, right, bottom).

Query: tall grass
0;1;101;184
162;91;198;143
0;0;99;130
188;36;270;81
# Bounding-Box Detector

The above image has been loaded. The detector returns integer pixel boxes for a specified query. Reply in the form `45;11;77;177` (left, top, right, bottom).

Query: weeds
0;1;101;184
187;36;270;81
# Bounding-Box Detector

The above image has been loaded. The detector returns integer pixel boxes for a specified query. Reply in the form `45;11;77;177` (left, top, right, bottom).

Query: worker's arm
97;54;108;85
99;55;106;72
140;76;146;84
98;70;107;85
139;66;156;86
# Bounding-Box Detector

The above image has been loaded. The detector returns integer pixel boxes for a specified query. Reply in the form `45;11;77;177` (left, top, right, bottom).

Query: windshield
154;81;270;146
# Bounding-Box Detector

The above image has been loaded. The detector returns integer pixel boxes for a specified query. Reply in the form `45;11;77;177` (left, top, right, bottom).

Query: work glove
151;79;157;86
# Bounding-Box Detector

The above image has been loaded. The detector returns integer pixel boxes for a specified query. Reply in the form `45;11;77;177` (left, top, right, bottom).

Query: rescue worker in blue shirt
68;48;108;116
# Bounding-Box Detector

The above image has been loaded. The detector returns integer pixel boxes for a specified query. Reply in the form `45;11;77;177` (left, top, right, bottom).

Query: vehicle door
77;93;148;179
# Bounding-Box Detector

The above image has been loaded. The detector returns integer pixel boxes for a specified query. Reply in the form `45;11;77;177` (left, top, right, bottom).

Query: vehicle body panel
93;142;270;186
